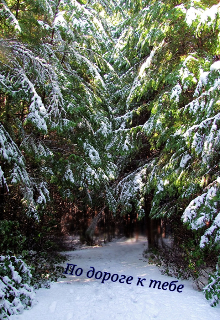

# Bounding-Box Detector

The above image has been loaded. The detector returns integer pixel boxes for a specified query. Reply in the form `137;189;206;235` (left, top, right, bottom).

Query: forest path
11;237;220;320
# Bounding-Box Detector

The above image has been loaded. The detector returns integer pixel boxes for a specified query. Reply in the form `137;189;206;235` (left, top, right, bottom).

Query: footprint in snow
49;301;57;313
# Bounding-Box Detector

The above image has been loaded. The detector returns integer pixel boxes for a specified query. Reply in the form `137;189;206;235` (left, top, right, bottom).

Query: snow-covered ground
11;236;220;320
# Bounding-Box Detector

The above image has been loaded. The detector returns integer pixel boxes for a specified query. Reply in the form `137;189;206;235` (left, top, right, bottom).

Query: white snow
0;166;7;189
194;69;209;96
180;153;191;168
10;237;220;320
139;48;156;77
1;0;21;32
96;121;110;137
210;61;220;72
185;4;219;27
200;71;209;85
156;180;164;194
83;143;101;165
200;4;220;26
185;7;203;26
53;11;67;27
122;134;130;151
170;84;182;103
37;20;51;30
64;167;75;184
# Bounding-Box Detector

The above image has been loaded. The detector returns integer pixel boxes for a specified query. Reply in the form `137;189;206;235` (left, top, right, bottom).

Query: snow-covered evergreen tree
1;0;220;309
0;0;117;217
0;255;34;318
104;0;220;305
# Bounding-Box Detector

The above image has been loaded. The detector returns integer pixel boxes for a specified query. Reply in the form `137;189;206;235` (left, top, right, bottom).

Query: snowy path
11;237;220;320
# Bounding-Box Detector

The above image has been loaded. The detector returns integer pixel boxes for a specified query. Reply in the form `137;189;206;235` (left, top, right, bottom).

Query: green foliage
1;0;220;310
0;220;26;254
204;258;220;306
0;0;121;219
0;255;34;319
104;1;220;306
21;251;66;289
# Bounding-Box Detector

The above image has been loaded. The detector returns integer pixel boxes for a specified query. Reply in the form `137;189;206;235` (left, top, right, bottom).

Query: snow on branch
17;71;48;133
182;178;220;248
0;124;26;168
0;124;50;219
106;164;150;216
0;165;8;192
0;40;65;126
0;0;21;32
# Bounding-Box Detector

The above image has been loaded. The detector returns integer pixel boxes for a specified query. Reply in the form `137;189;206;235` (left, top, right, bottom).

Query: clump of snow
96;120;112;137
122;134;131;151
156;180;164;194
194;70;209;96
84;143;101;165
139;47;156;78
53;11;67;28
19;72;48;133
37;20;51;30
185;3;219;28
64;166;75;184
210;61;220;72
36;182;50;205
170;84;182;103
85;165;99;184
0;165;8;191
180;153;191;168
185;6;203;26
200;4;220;27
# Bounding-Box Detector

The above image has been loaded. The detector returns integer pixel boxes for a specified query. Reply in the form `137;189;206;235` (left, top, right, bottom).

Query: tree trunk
85;206;106;244
16;0;20;19
145;194;161;249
